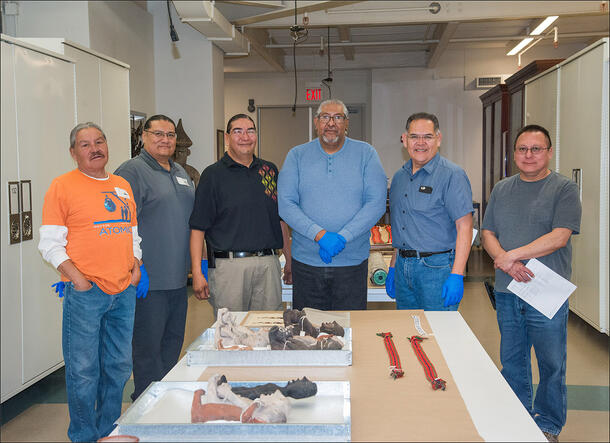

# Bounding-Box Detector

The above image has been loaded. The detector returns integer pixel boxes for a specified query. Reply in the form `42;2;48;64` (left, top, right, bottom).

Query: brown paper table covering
200;309;483;442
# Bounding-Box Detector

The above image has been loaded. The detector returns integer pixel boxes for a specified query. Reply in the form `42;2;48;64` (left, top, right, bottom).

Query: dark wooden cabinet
480;84;509;214
479;59;563;216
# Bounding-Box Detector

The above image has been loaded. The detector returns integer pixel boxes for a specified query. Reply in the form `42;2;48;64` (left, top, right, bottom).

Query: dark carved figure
172;119;201;187
231;377;318;400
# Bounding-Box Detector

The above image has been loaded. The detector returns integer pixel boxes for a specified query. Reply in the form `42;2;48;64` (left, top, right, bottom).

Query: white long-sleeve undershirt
38;225;143;269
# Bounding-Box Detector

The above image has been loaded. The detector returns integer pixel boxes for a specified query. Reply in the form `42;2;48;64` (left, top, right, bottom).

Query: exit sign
306;88;322;101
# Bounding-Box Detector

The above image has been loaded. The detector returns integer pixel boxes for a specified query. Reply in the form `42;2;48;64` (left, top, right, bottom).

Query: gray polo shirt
115;149;195;290
482;171;581;293
390;153;473;251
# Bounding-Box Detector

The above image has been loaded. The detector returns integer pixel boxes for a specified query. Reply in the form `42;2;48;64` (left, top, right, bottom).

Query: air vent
475;76;503;89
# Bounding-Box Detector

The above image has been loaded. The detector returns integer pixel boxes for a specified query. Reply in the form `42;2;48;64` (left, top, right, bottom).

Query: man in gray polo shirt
115;114;195;400
482;124;581;441
386;112;473;311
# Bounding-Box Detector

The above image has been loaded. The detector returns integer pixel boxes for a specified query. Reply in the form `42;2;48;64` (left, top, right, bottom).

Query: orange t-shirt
42;169;138;294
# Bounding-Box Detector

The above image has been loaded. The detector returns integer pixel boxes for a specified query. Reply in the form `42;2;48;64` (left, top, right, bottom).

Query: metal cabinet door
99;58;131;172
525;68;559;171
1;40;24;402
14;44;76;383
559;42;607;332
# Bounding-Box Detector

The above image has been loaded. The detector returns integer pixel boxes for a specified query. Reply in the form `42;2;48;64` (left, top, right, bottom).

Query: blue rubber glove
136;264;149;299
318;232;346;257
442;273;464;307
201;259;208;281
319;247;332;264
385;267;396;299
51;281;65;298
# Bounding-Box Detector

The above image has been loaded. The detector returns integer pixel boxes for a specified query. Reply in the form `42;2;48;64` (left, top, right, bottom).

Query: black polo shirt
189;153;283;251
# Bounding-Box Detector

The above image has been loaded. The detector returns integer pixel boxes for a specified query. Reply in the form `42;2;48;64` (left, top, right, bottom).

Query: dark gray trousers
131;286;188;400
291;258;368;311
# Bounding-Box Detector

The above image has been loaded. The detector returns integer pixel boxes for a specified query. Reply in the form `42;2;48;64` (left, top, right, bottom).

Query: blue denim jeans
63;281;136;442
395;251;457;311
495;291;568;436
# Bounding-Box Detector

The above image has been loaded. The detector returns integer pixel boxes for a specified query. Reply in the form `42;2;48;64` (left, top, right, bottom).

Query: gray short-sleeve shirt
115;149;195;290
482;171;581;292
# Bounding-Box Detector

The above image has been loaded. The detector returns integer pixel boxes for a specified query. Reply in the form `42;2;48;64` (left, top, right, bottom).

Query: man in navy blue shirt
386;112;473;310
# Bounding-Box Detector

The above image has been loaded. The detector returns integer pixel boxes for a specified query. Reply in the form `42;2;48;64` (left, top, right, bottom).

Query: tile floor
1;248;608;442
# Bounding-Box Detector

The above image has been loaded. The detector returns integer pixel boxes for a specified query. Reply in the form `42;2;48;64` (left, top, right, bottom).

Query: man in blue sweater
278;99;387;310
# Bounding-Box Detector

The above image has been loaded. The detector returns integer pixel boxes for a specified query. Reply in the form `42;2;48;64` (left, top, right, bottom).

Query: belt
399;249;452;258
213;249;275;259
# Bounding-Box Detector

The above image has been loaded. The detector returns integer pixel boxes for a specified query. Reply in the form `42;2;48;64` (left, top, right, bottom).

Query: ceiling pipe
265;31;607;48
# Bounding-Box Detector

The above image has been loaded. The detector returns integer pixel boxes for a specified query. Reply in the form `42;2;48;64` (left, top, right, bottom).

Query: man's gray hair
69;122;107;149
315;99;349;119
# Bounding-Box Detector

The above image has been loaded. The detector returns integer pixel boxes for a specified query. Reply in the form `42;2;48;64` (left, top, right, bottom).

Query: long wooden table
159;310;546;442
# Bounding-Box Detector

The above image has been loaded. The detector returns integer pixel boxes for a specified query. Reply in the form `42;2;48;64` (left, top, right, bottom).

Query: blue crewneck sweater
278;137;387;267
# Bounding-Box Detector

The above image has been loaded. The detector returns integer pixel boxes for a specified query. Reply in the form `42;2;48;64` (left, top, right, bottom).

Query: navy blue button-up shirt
389;153;473;252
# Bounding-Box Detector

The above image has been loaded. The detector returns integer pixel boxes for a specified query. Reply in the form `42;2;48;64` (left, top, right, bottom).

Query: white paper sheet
472;228;478;246
507;258;577;319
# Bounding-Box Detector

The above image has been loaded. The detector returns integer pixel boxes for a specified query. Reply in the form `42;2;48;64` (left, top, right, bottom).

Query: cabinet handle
571;169;582;202
20;180;33;241
8;181;21;244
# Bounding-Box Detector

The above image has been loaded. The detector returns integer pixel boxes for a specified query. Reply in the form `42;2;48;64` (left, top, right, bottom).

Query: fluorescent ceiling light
507;37;534;56
507;16;559;56
530;16;559;36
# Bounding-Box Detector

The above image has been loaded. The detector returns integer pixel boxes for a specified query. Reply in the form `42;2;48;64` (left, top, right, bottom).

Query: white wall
224;69;372;142
212;45;225;141
88;1;155;117
148;0;219;172
372;68;482;200
12;1;90;46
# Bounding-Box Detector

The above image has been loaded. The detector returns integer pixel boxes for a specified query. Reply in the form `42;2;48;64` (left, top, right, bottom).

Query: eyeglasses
144;130;177;140
407;134;436;142
230;128;256;136
317;114;347;123
515;146;550;155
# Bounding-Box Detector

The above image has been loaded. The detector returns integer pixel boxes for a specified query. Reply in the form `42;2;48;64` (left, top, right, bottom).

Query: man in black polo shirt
189;114;292;315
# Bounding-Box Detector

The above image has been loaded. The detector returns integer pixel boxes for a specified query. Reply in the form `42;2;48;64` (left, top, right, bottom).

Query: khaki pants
209;255;282;316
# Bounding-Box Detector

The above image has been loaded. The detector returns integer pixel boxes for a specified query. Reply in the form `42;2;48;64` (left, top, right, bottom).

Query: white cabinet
1;35;76;402
1;36;132;402
16;38;131;171
525;38;609;334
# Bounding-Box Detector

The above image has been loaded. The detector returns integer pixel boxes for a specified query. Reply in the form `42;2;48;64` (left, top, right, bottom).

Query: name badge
114;187;131;199
419;186;433;194
176;176;190;186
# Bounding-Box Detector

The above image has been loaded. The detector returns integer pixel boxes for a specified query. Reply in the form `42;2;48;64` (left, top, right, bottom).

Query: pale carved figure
191;374;291;424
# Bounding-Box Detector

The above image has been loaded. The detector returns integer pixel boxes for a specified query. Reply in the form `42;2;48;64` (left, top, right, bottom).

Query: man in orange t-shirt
38;122;142;442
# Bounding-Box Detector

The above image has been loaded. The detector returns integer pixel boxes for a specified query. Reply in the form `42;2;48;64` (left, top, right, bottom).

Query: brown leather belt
399;249;452;258
213;249;275;259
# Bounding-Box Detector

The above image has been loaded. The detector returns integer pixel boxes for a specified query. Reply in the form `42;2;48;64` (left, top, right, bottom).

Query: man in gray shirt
115;115;195;400
482;124;581;442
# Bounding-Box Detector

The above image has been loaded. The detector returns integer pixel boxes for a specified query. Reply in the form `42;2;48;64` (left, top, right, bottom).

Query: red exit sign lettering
306;88;322;101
